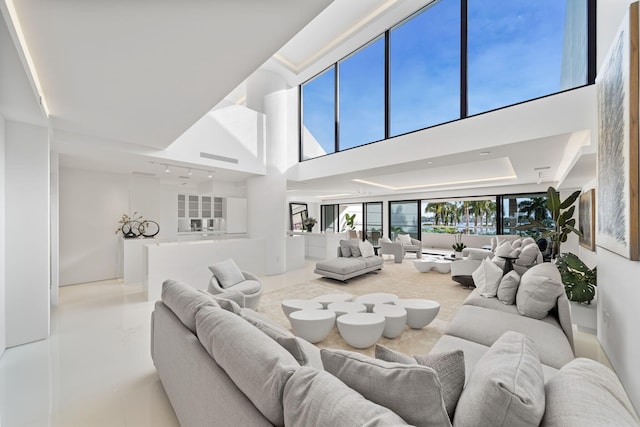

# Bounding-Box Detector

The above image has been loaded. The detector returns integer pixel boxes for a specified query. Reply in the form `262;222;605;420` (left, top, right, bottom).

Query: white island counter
288;231;347;259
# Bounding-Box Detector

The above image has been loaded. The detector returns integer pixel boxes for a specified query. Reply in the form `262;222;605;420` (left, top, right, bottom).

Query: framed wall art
596;2;640;260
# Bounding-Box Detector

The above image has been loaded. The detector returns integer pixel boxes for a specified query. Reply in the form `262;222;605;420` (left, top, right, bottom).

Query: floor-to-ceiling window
389;201;420;240
299;0;593;161
321;204;339;233
498;193;550;237
422;197;497;235
364;202;383;244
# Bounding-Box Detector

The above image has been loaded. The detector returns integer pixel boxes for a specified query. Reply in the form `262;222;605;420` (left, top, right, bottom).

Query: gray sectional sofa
151;278;640;427
314;241;383;281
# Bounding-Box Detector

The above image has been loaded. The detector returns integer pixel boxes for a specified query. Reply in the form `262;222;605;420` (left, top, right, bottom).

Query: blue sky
302;0;580;157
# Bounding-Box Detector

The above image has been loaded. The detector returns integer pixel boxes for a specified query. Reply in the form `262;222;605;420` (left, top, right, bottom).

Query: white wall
0;114;6;356
59;168;129;285
5;121;50;347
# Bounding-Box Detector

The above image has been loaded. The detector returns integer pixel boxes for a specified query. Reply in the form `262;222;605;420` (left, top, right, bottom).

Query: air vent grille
200;152;238;164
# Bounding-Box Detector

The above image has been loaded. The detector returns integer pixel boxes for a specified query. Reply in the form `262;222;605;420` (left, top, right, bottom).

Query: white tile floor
0;260;610;426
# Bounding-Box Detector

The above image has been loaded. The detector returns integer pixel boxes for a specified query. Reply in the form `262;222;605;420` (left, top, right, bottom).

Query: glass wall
321;204;339;233
364;202;383;244
499;194;550;237
339;37;385;150
300;0;592;161
422;198;496;235
301;67;335;160
389;0;460;136
389;201;419;240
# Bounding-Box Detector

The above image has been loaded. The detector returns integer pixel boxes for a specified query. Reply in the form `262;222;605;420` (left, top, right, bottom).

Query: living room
1;0;640;425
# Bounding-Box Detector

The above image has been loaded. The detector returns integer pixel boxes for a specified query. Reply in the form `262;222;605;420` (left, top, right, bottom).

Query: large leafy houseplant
344;213;356;230
516;186;582;258
556;252;597;304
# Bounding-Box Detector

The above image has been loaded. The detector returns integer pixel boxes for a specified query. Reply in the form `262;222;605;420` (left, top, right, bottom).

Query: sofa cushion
321;349;452;427
453;331;545;427
348;239;363;257
228;279;261;294
472;258;503;298
161;279;219;333
467;248;494;260
339;239;352;257
375;345;465;418
542;358;640;427
359;240;375;258
463;288;520;314
445;305;573;369
315;257;366;275
207;291;244;313
397;234;413;245
208;259;245;289
516;263;564;319
363;255;384;269
497;270;520;305
283;367;411;427
195;305;298;426
515;242;540;267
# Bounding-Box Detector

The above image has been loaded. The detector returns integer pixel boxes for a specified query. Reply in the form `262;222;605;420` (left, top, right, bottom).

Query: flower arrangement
303;217;317;226
452;233;466;252
116;212;144;238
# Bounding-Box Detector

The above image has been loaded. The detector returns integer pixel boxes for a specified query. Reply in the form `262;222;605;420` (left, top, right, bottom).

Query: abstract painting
596;2;640;260
579;189;595;251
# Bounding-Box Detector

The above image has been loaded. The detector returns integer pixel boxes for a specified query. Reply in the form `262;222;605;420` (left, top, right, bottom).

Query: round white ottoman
373;303;407;338
337;313;385;349
327;301;367;318
434;259;452;273
281;299;322;319
355;293;399;312
396;299;440;329
289;309;336;344
312;293;354;308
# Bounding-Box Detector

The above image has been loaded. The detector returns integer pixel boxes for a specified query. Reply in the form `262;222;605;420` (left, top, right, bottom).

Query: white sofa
314;240;383;281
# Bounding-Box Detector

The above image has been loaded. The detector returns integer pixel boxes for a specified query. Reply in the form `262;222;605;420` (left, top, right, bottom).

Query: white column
5;121;50;347
0;113;6;356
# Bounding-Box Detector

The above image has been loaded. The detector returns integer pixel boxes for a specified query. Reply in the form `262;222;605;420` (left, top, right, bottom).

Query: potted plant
344;213;356;230
303;217;317;232
452;233;466;258
556;252;597;332
515;186;582;258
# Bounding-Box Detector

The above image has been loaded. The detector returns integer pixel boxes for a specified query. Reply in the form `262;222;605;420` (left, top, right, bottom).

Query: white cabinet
188;195;199;217
201;196;212;218
177;194;186;218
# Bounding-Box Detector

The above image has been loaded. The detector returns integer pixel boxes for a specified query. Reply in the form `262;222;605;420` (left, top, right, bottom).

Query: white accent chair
380;237;404;263
395;233;423;259
208;259;263;311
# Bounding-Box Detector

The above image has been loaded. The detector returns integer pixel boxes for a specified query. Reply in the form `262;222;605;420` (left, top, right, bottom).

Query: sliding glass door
364;202;383;244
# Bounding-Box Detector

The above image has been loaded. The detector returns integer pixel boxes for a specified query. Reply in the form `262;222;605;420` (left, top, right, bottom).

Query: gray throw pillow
321;349;452;427
497;270;520;305
516;263;564;319
375;344;464;419
283;367;410;427
453;331;545;427
349;239;362;257
339;239;352;257
208;259;245;289
199;289;243;313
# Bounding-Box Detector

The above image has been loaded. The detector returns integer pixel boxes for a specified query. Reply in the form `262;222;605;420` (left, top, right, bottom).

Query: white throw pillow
359;240;375;258
497;270;520;305
516;263;564;319
511;238;523;248
472;258;503;298
397;234;413;245
494;241;514;257
208;259;245;289
515;243;540;267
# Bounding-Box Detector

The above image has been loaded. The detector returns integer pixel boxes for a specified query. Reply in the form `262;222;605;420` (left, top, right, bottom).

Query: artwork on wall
579;189;596;251
596;2;640;261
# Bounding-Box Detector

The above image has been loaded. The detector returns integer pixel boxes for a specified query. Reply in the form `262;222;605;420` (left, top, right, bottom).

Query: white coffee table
396;299;440;329
312;293;354;308
327;301;367;318
281;299;323;319
413;257;453;273
289;309;336;344
355;293;399;312
372;303;407;339
337;312;386;349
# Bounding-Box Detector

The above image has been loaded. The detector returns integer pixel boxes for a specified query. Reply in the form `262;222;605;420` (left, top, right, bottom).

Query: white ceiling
1;0;596;196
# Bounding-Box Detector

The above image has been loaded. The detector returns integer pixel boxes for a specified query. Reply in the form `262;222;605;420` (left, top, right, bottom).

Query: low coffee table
355;293;399;312
396;299;440;329
289;309;336;344
281;299;322;319
372;303;407;339
327;301;367;318
337;312;386;349
413;257;453;273
312;293;354;308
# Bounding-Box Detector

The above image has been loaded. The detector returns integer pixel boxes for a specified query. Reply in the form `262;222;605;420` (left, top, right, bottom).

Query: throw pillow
494;241;513;257
374;344;465;419
339;239;352;257
199;290;243;313
161;279;219;332
521;237;537;247
472;258;503;298
453;331;546;427
511;238;523;248
516;263;564;319
321;349;452;427
497;270;520;305
208;259;245;289
348;239;362;257
359;240;375;258
515;242;540;267
397;234;413;245
542;358;640;427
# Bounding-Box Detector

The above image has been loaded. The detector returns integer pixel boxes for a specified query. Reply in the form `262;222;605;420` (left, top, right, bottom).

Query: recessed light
187;168;193;176
479;151;490;156
208;172;213;179
427;161;433;164
164;164;171;173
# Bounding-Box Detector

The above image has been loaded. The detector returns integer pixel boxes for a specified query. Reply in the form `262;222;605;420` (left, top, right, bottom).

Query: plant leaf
547;187;561;218
559;190;581;209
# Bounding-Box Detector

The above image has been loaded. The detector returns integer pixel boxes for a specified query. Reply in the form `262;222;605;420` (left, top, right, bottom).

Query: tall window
301;67;335;160
339;37;385;149
321;204;339;233
467;0;587;115
499;194;549;237
422;198;496;235
389;0;460;136
389;201;419;240
364;202;383;244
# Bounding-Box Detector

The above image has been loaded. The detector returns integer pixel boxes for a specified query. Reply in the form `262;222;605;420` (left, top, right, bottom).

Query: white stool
289;309;336;344
413;257;452;273
281;299;323;319
355;293;399;312
396;299;440;329
337;313;385;349
312;293;354;308
373;303;407;339
327;301;367;318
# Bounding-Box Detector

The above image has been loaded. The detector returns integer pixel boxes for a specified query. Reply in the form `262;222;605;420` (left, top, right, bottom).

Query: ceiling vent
132;171;156;176
200;152;238;164
178;176;191;179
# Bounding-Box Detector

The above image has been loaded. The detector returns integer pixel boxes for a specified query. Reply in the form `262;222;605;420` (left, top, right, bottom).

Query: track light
187;168;193;176
536;171;542;184
164;164;170;173
208;172;213;179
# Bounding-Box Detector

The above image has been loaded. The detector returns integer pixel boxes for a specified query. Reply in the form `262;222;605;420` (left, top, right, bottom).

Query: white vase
454;251;463;259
